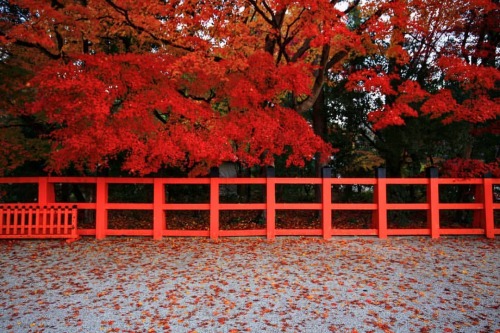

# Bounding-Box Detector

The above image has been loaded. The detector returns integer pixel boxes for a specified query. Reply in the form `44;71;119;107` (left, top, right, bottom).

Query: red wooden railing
0;204;77;239
0;171;498;240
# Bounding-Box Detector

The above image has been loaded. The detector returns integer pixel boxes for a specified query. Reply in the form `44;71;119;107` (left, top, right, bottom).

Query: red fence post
70;205;78;239
38;177;55;205
266;167;276;240
482;174;494;239
153;178;165;240
96;178;107;240
210;168;220;241
322;167;332;240
374;168;387;239
427;167;440;239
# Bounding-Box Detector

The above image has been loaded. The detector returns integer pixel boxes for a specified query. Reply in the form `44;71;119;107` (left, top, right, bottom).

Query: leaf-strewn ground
0;237;499;333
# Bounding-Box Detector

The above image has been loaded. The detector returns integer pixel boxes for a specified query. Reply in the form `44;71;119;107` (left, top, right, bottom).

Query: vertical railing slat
210;176;220;240
19;206;25;235
427;168;440;239
14;207;19;235
96;178;107;240
41;207;47;235
322;168;332;240
63;207;68;235
266;168;276;240
6;207;12;235
374;168;387;239
48;207;55;235
483;176;494;239
28;207;33;236
153;178;165;240
57;208;62;235
71;206;78;238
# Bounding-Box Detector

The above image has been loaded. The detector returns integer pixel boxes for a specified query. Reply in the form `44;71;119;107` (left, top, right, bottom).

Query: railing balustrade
0;168;498;240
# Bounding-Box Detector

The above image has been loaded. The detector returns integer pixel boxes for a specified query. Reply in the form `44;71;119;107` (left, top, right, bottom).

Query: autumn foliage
0;0;498;176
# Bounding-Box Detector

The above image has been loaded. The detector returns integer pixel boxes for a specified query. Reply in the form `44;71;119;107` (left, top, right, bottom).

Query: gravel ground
0;236;499;333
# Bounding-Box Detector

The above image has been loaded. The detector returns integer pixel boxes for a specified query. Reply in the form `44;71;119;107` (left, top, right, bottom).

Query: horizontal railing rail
0;167;498;240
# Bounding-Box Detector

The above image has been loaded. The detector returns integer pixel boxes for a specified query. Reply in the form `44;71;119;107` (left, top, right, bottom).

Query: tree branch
104;0;195;54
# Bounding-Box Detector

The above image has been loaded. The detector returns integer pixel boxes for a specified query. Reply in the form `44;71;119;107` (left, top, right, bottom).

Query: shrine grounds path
1;236;499;333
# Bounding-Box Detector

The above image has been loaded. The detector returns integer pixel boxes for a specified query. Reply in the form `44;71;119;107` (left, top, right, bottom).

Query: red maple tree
1;0;498;176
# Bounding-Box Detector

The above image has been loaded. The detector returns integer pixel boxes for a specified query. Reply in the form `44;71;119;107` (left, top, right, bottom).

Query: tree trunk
312;89;328;206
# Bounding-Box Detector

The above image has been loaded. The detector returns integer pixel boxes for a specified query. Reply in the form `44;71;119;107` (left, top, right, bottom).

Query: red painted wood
0;204;77;239
440;229;486;235
428;177;440;238
322;179;332;240
210;178;219;240
38;178;55;205
331;178;377;185
385;178;428;185
438;178;483;185
439;203;483;210
106;229;154;236
0;176;497;240
331;229;378;236
163;230;210;237
274;178;322;184
0;177;38;183
275;229;322;236
216;178;266;185
266;178;276;240
482;178;494;239
375;178;388;239
95;178;107;240
153;178;165;240
164;178;211;185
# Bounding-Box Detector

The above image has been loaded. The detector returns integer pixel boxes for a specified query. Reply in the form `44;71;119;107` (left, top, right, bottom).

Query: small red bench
0;205;78;241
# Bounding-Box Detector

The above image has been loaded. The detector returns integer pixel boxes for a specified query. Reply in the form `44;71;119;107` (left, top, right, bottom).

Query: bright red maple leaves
1;0;498;175
24;51;330;175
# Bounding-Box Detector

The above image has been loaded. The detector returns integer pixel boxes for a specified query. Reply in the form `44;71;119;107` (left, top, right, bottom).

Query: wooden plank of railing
0;174;497;240
0;204;77;240
210;177;219;240
27;207;33;237
322;177;332;240
266;177;276;240
95;178;107;240
483;177;494;239
427;170;440;238
153;178;164;240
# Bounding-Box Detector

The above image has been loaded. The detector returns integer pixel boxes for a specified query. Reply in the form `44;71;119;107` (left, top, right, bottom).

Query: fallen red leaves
1;236;498;332
79;209;434;231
